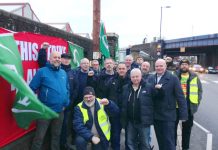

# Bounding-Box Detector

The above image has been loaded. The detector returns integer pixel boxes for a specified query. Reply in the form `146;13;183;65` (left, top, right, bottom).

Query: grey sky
1;0;218;47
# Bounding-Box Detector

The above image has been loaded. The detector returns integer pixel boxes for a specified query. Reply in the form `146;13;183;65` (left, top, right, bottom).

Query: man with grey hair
121;68;153;150
73;58;95;106
149;59;188;150
30;51;69;150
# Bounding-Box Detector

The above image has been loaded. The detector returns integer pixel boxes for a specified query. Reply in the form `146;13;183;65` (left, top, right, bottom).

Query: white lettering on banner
18;96;30;107
47;45;66;59
16;41;38;61
16;41;66;61
27;69;37;85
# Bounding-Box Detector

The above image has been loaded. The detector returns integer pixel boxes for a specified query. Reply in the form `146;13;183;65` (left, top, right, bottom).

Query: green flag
99;22;110;58
0;34;58;129
68;42;84;68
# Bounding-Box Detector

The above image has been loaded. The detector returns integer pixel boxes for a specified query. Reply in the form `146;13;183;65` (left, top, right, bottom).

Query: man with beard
141;61;152;82
73;86;119;150
30;51;69;150
175;59;202;150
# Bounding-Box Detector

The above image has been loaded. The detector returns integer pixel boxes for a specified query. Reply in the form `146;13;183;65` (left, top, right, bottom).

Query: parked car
189;64;206;73
207;66;218;74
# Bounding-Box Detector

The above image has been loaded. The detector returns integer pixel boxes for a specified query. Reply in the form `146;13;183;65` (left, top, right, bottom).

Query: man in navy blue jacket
60;53;78;149
150;59;188;150
73;86;119;150
30;51;69;150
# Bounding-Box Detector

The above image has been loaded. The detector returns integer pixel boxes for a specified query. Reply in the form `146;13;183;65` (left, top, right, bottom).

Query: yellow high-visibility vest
189;77;199;104
78;98;111;141
176;76;199;108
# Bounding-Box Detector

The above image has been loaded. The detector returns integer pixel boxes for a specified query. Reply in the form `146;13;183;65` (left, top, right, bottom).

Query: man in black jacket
60;53;78;150
150;59;188;150
121;68;153;150
107;62;130;150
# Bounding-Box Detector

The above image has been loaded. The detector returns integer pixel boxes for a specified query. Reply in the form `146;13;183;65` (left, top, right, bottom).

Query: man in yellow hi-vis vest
175;59;203;150
73;86;119;150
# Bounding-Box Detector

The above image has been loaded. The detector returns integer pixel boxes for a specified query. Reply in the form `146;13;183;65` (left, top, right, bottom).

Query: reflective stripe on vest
189;77;199;104
77;98;111;141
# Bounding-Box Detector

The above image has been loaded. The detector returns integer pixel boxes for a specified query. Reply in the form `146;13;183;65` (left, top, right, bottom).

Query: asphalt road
144;73;218;150
190;73;218;150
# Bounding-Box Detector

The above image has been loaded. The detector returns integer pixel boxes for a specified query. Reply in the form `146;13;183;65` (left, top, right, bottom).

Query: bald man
30;51;69;150
125;55;139;77
149;59;188;150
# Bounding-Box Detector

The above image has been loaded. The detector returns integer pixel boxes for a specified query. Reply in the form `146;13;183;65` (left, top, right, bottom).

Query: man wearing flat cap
175;59;203;150
60;53;79;149
73;86;119;150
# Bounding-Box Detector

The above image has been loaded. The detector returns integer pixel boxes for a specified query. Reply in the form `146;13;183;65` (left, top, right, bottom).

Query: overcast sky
2;0;218;48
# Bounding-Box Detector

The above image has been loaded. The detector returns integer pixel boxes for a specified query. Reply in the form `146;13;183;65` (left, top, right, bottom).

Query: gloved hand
91;136;100;145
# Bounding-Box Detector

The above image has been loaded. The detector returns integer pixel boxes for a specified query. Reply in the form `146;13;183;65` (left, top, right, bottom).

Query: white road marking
201;80;209;84
194;121;213;150
212;81;218;84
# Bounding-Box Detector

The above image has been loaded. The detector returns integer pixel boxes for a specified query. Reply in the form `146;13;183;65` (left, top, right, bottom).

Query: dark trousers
75;135;108;150
31;112;64;150
60;109;73;148
175;112;194;149
110;115;122;150
126;122;151;150
154;120;176;150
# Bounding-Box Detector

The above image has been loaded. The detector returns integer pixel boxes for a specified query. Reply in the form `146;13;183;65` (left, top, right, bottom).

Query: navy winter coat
73;99;119;147
121;80;154;128
150;71;188;121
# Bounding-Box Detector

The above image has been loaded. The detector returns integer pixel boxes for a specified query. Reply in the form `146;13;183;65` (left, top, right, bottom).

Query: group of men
29;47;202;150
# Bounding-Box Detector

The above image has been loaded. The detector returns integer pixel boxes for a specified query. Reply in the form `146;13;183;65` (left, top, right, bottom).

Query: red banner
0;30;69;147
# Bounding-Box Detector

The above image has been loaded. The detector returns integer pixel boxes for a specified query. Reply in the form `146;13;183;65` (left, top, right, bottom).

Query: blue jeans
110;115;122;150
75;135;108;150
31;112;64;150
126;121;151;150
154;120;176;150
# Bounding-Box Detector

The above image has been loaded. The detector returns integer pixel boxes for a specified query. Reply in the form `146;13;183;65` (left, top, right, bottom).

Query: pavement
67;124;183;150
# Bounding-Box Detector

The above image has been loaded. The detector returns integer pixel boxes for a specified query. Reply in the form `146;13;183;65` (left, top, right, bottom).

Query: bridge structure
162;34;218;67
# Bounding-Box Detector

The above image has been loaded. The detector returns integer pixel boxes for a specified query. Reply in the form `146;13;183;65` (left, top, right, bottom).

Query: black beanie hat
83;86;95;96
179;59;190;65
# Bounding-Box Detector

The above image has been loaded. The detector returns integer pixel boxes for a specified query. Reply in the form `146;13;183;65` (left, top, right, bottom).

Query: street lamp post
159;6;171;58
160;6;171;41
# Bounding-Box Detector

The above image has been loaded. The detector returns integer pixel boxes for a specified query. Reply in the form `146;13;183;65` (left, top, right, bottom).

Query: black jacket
150;71;188;121
37;48;47;68
121;80;153;128
107;74;130;107
61;64;79;109
89;70;117;99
